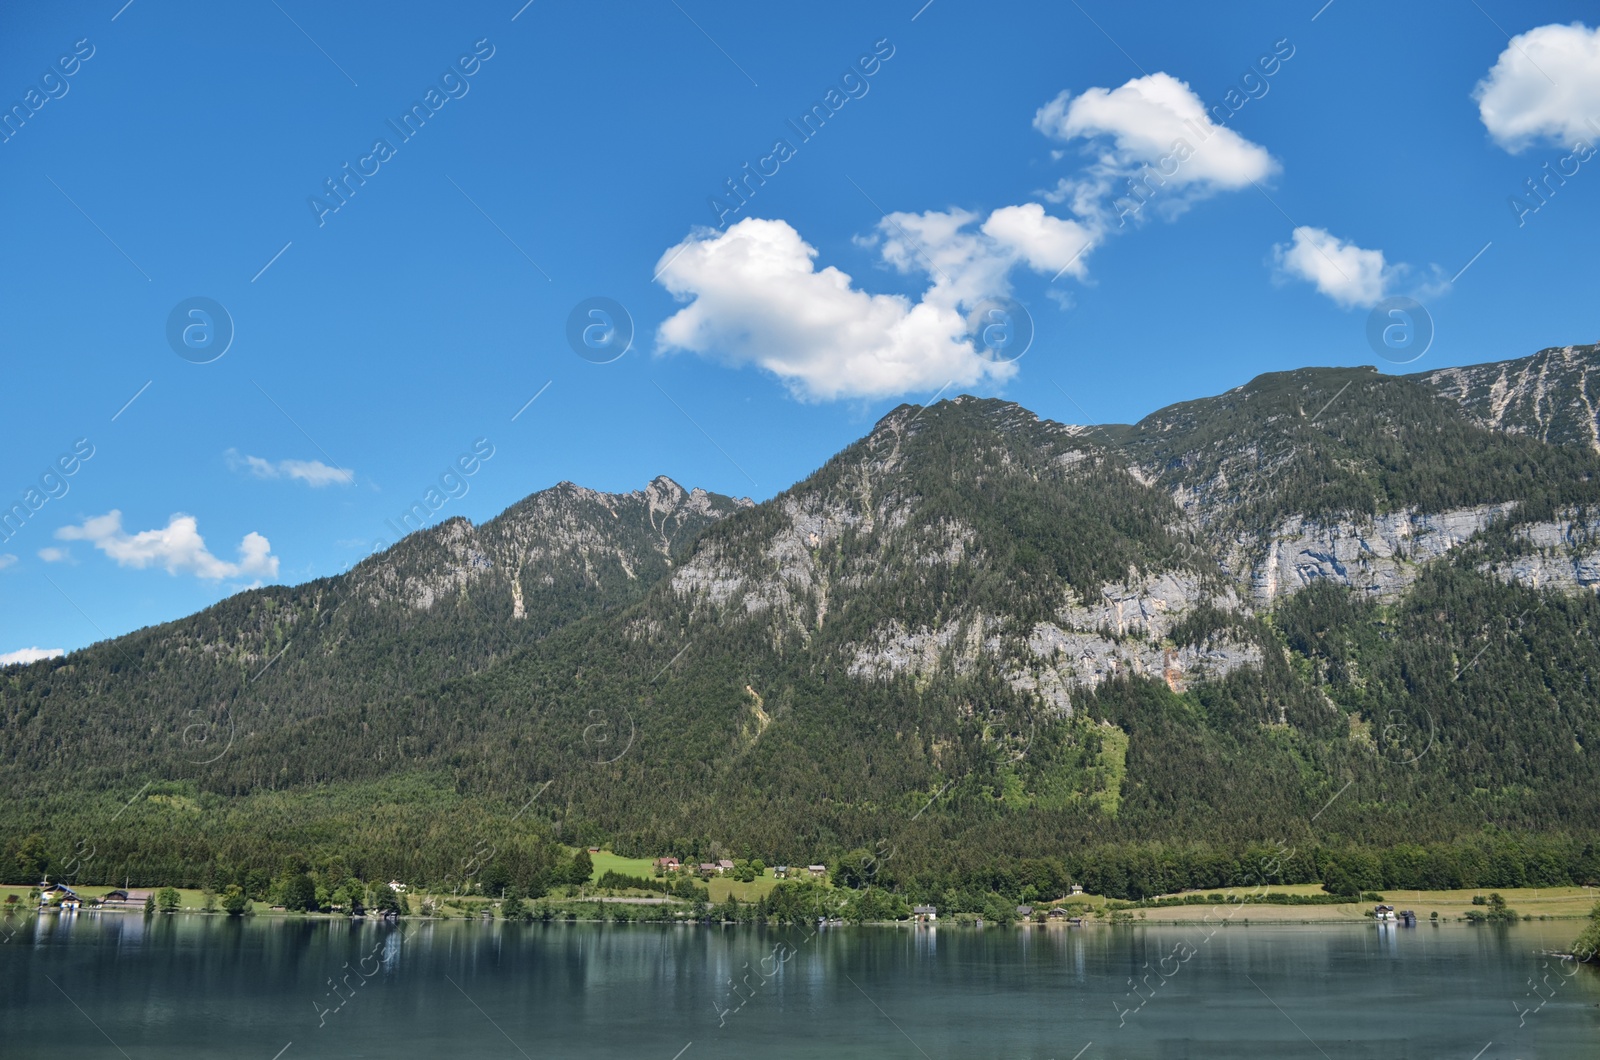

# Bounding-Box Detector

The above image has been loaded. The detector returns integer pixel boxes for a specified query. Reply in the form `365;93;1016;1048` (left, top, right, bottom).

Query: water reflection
1;914;1596;1058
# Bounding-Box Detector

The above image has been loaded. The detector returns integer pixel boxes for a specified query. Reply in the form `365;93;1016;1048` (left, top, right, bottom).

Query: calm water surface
3;912;1597;1058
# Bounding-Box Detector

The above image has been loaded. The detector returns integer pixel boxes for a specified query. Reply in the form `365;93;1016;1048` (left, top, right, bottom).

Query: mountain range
5;343;1599;898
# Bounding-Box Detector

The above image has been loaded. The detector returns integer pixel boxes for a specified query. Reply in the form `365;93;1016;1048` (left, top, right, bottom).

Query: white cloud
981;204;1098;278
870;204;1099;306
37;547;70;563
651;71;1272;402
1473;22;1600;152
1034;72;1279;221
1272;226;1393;309
0;646;64;666
55;511;279;581
655;218;1019;402
226;449;353;487
0;554;15;569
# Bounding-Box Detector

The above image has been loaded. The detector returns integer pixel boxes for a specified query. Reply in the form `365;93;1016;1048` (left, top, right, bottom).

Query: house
654;857;681;872
807;864;827;878
101;888;152;908
1046;908;1068;920
1016;905;1034;919
39;882;80;906
773;866;789;879
1069;884;1084;896
717;859;735;872
913;904;937;922
587;847;601;854
698;863;719;875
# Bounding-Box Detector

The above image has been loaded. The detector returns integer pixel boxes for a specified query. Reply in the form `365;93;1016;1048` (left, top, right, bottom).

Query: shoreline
9;905;1592;928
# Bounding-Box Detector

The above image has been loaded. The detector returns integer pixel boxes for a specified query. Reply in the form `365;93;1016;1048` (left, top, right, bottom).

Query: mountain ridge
4;343;1599;898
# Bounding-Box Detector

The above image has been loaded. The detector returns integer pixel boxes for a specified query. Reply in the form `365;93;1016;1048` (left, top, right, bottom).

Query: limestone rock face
1235;504;1517;604
1484;510;1600;592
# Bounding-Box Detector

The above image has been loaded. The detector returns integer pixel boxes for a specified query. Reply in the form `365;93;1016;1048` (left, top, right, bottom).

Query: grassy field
585;850;658;879
580;848;790;902
704;872;785;902
1116;885;1600;923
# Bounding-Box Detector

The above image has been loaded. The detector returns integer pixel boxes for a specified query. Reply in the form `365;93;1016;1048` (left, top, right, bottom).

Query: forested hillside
4;345;1599;903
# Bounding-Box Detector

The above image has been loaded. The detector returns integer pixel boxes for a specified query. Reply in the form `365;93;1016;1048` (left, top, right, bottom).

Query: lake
3;913;1597;1058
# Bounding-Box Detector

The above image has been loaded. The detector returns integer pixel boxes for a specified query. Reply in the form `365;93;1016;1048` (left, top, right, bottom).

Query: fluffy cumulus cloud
0;553;15;569
1272;226;1393;309
226;450;353;487
656;218;1019;402
0;646;64;666
1035;72;1278;222
37;547;70;563
54;511;279;580
1474;22;1600;152
652;71;1273;401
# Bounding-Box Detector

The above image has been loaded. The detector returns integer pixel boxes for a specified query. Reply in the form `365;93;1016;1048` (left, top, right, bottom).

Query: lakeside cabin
913;904;937;922
1016;905;1034;919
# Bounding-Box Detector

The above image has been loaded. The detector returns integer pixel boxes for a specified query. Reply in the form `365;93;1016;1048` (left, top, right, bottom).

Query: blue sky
3;0;1598;659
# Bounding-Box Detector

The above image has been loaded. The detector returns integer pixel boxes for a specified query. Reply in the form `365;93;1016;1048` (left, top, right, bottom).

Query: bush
221;885;251;916
1571;901;1599;961
501;889;527;921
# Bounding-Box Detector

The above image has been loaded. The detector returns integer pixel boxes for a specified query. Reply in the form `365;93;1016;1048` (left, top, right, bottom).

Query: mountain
1423;342;1600;453
5;347;1600;900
